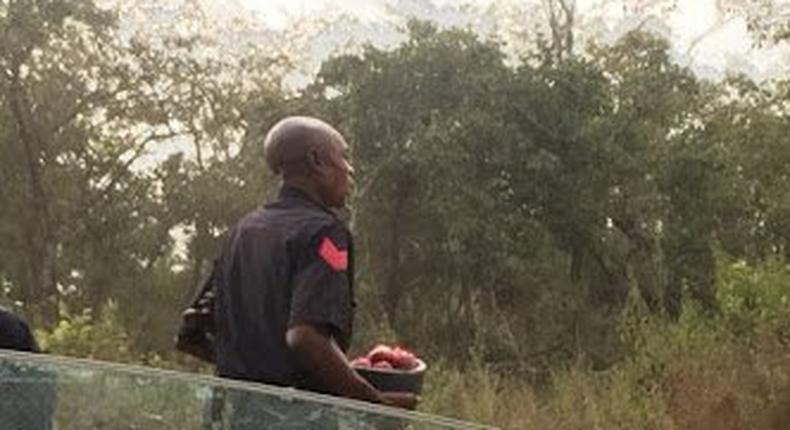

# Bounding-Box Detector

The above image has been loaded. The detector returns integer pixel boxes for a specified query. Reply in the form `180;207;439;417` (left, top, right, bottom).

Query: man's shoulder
267;200;344;232
0;308;38;352
0;308;26;331
232;203;346;243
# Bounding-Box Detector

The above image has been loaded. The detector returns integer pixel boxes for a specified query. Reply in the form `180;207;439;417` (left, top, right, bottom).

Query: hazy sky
235;0;789;79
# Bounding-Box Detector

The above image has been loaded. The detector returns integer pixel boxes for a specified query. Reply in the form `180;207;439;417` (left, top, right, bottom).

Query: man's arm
286;324;417;409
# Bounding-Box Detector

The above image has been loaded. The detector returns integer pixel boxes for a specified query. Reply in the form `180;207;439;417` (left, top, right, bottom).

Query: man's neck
282;177;325;207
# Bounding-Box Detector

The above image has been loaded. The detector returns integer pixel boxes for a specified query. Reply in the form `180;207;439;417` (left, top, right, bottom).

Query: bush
25;257;790;429
415;257;790;429
36;301;134;362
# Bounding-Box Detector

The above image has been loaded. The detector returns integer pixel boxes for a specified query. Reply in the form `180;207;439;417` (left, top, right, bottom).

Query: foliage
421;257;790;428
36;300;133;362
1;0;790;427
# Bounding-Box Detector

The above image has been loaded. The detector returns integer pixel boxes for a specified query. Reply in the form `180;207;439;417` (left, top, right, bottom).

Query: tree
0;0;286;350
306;21;576;369
0;0;177;316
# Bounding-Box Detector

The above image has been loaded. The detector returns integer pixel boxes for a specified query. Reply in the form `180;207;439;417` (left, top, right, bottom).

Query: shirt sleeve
288;221;354;346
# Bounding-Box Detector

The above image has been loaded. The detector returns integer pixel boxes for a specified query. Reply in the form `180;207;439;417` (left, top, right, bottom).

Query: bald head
262;116;354;208
263;116;345;176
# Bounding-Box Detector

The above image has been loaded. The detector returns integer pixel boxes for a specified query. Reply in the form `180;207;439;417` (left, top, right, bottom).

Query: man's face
318;137;354;208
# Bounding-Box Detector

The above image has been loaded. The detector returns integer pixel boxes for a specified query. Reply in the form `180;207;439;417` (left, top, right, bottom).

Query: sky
233;0;789;80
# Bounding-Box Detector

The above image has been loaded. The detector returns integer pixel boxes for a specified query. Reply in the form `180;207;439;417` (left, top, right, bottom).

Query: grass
417;306;790;430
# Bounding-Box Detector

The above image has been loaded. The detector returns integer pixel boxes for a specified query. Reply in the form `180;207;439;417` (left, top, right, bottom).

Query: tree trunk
8;68;58;305
383;192;404;330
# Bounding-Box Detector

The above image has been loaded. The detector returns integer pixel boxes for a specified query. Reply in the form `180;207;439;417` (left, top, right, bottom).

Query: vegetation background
1;0;790;428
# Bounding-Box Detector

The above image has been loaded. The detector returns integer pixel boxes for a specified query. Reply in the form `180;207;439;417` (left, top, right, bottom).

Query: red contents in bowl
350;344;421;371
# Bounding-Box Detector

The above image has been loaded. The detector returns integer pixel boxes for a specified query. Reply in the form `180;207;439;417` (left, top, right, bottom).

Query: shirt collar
278;183;335;215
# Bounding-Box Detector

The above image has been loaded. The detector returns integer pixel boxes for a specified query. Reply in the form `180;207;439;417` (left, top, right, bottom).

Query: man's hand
175;306;215;363
380;391;419;410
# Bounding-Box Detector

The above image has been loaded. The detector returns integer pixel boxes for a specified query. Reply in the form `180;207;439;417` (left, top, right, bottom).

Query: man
207;116;415;426
0;308;40;352
0;308;56;430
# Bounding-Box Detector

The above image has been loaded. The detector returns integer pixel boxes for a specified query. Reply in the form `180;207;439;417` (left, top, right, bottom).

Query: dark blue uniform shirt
0;308;39;352
214;184;355;393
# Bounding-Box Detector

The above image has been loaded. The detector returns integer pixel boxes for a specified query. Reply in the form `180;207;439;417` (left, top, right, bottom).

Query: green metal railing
0;350;498;430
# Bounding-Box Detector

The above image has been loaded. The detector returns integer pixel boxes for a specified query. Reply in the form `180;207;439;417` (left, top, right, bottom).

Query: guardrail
0;349;500;430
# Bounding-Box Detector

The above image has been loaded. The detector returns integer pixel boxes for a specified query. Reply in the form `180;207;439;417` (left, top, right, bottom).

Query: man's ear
304;149;321;171
309;148;333;177
312;150;323;167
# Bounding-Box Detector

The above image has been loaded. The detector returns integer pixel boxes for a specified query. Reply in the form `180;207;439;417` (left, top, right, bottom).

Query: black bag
175;260;219;363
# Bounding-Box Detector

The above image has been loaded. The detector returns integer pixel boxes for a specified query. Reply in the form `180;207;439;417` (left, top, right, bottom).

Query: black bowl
354;359;427;394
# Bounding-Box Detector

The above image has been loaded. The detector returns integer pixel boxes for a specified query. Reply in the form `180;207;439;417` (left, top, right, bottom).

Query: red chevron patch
318;237;348;272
